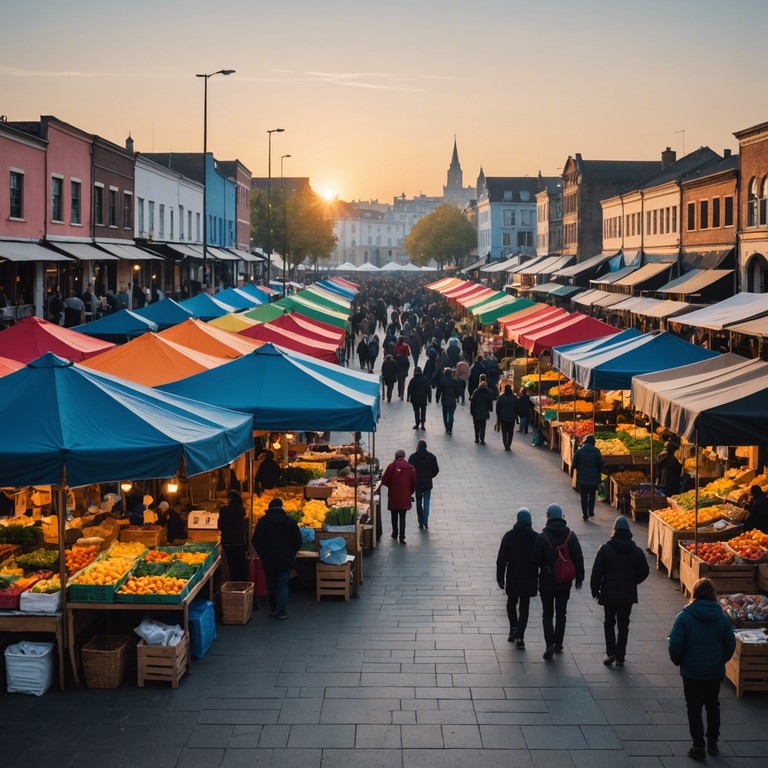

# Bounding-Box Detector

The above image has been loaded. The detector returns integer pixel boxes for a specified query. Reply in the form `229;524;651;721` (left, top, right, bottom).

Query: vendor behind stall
744;486;768;534
255;450;281;495
657;438;683;498
129;494;155;526
157;501;186;543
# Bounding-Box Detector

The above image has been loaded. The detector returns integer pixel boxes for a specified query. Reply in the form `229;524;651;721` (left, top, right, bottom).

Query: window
123;194;132;229
687;202;695;231
748;177;758;227
170;209;174;239
625;214;630;235
158;204;165;238
502;209;515;227
760;177;768;226
652;209;658;235
520;191;530;201
503;191;513;201
51;176;63;221
712;198;720;228
196;212;200;241
672;206;677;233
109;189;117;227
646;211;651;235
724;196;734;227
94;184;103;225
70;181;81;224
137;197;145;234
700;200;709;230
521;210;533;227
188;211;193;240
666;207;671;234
502;232;513;247
517;231;533;248
9;171;23;218
179;205;184;239
148;201;155;236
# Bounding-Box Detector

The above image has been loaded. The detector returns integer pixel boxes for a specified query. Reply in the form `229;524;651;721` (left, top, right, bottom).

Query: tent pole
353;432;358;517
649;416;655;511
694;431;700;551
370;431;376;550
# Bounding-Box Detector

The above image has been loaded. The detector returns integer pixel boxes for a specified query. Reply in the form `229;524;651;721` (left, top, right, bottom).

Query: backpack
544;530;576;584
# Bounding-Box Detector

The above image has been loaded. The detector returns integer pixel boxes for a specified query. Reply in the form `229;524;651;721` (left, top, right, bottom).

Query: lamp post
196;68;235;290
281;153;291;295
266;128;285;288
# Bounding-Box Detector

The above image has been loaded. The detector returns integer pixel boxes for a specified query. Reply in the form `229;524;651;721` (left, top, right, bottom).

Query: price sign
188;510;219;530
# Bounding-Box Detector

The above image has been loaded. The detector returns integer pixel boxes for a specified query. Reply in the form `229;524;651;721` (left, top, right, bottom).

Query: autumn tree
404;204;477;269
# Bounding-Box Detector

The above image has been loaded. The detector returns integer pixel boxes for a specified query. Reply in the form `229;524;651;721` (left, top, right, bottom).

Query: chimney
125;133;134;153
724;149;732;158
661;147;676;167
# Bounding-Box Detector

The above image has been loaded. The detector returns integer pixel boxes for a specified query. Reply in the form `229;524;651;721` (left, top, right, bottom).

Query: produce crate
81;635;130;689
137;633;188;688
119;528;167;547
630;487;667;521
609;477;644;510
220;581;254;624
188;599;217;658
316;561;352;601
725;635;768;698
67;565;133;603
305;485;333;500
678;542;756;598
115;578;192;604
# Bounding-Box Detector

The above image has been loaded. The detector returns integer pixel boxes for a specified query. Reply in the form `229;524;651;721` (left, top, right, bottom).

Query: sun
321;187;335;201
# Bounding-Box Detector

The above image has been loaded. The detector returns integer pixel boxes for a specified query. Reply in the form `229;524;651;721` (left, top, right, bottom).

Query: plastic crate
188;599;217;658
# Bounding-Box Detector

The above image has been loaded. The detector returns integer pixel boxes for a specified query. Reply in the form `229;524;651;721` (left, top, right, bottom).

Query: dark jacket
571;442;605;488
668;598;736;680
516;392;533;417
657;447;683;497
381;458;417;510
407;447;439;492
468;360;487;391
436;373;461;407
162;508;185;542
395;352;410;377
745;494;768;534
531;518;585;593
486;357;501;388
495;391;519;422
590;530;649;604
381;357;397;384
255;457;281;491
469;384;495;421
252;506;302;571
496;521;539;598
407;372;432;406
446;343;461;366
218;502;247;546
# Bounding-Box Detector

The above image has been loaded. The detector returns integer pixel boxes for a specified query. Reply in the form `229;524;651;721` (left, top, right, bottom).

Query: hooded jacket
252;506;302;571
436;373;462;407
571;441;605;488
407;372;432;406
531;518;585;593
469;384;495;420
446;338;461;366
407;447;439;492
381;357;397;384
668;599;736;679
590;530;649;604
496;521;539;597
381;458;417;510
496;391;519;421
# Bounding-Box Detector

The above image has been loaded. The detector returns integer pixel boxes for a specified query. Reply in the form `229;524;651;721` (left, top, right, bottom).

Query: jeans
507;592;531;639
473;418;487;442
442;403;457;432
580;485;597;517
265;568;291;614
682;676;721;748
415;489;431;527
518;415;529;433
603;603;633;660
412;403;426;426
540;590;570;648
390;509;407;540
500;420;516;449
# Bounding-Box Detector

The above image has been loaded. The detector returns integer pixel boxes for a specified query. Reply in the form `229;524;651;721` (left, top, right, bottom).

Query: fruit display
118;575;189;596
14;547;58;571
280;462;326;484
296;499;328;529
109;541;149;559
0;543;18;562
65;545;99;574
669;490;720;510
174;551;207;565
547;381;590;399
726;530;768;562
701;477;737;497
615;431;663;452
720;594;768;624
31;575;61;593
655;506;723;530
560;419;595;437
683;541;735;565
144;549;174;563
521;369;562;385
70;557;133;586
612;470;647;486
595;438;630;456
0;521;43;549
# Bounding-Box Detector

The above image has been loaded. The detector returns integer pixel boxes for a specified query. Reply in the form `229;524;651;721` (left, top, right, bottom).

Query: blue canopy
238;284;273;303
180;292;238;321
160;343;378;432
553;328;642;367
553;331;719;390
216;287;263;309
0;353;253;487
316;279;356;300
133;298;195;331
72;309;157;342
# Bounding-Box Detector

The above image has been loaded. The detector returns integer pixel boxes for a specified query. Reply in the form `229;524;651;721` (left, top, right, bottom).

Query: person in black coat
406;366;432;430
407;439;439;530
381;354;397;403
435;368;462;435
356;337;369;370
218;490;248;581
496;508;539;647
744;485;768;534
571;434;605;520
590;515;650;666
255;450;281;494
531;503;584;659
395;347;411;400
657;438;683;498
495;384;519;451
516;389;533;434
468;355;487;397
469;379;495;445
252;497;302;619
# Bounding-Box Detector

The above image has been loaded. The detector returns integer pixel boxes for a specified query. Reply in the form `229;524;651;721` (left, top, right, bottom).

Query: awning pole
694;431;700;551
649;416;655;511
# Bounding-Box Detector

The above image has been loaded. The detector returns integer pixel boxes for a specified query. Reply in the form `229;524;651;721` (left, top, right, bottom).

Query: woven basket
220;581;254;624
81;635;130;689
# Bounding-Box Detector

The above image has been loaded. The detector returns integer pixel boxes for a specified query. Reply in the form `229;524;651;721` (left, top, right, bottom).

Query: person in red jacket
381;448;417;544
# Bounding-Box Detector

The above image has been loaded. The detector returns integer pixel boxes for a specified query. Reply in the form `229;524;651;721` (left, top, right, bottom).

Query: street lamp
266;128;285;289
196;68;235;290
281;153;291;295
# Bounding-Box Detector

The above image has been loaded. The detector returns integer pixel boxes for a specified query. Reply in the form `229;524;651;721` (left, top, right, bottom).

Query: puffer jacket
469;384;495;420
531;518;585;593
590;530;649;604
496;521;539;597
407;372;432;406
572;442;605;487
381;458;417;510
252;507;302;571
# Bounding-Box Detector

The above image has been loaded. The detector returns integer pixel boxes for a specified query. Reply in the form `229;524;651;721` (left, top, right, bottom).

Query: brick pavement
2;389;768;768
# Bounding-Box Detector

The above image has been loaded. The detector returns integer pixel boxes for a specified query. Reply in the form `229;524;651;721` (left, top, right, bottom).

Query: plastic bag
319;536;347;565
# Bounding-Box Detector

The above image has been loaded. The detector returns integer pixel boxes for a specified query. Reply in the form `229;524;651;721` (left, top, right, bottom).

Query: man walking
407;366;432;430
531;503;584;660
436;367;462;436
381;449;417;544
495;384;519;451
408;440;439;530
571;434;605;520
469;377;494;445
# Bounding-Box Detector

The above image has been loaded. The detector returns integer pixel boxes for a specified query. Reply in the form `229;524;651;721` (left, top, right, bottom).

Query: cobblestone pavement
2;389;768;768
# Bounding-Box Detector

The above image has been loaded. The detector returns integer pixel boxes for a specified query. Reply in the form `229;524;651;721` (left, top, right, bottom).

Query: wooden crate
186;529;220;543
137;633;188;688
630;490;667;521
316;562;351;601
678;542;756;598
725;637;768;698
119;528;167;547
304;485;333;500
758;564;768;592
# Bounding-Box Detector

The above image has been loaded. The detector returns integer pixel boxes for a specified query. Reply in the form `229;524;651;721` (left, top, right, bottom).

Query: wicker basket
81;635;130;689
220;581;254;624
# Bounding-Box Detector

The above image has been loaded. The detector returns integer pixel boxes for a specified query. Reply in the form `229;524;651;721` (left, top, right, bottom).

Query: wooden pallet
137;633;188;688
678;543;756;598
725;637;768;698
316;562;351;601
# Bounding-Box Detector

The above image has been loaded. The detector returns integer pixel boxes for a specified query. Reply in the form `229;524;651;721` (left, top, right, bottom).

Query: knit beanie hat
614;515;630;532
268;497;284;510
546;503;563;519
516;507;532;524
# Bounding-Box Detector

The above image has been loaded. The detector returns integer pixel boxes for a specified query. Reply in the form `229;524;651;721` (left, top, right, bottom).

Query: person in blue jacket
668;577;736;761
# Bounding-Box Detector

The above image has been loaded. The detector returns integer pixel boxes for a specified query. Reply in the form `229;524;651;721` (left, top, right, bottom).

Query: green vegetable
164;561;198;579
0;575;19;590
15;548;58;571
0;525;42;550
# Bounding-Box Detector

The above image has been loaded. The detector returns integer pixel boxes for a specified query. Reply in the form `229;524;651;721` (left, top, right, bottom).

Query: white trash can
5;641;54;696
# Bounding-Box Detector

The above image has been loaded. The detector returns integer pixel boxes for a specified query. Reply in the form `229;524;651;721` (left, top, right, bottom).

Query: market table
65;553;220;686
0;611;65;690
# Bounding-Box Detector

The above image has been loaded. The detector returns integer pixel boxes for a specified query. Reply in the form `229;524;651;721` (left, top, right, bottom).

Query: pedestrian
406;365;431;430
217;490;248;582
590;515;649;667
435;366;462;435
381;354;397;403
455;357;470;404
571;434;605;520
744;484;768;533
367;334;380;373
344;328;355;364
62;290;86;328
516;388;533;433
446;337;462;367
381;449;417;544
531;503;584;660
496;507;539;648
495;384;519;451
356;336;369;370
395;341;411;400
668;577;736;760
255;450;281;494
468;354;486;397
469;377;494;445
408;439;439;530
251;497;302;619
657;437;683;498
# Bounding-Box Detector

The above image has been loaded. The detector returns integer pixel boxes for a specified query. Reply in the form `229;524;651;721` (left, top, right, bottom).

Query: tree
251;188;337;275
404;204;476;269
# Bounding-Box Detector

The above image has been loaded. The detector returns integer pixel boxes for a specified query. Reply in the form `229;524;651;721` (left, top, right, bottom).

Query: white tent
355;262;380;272
420;265;438;272
334;261;357;271
379;261;403;271
400;262;423;272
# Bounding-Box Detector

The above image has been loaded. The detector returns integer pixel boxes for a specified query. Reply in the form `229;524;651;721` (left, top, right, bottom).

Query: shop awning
238;284;273;304
504;307;570;344
553;252;617;280
605;296;658;313
481;257;520;273
133;298;195;331
506;256;549;275
463;290;507;311
440;280;473;298
550;284;585;299
71;310;157;342
0;316;114;363
96;242;161;261
633;299;696;319
179;292;238;321
680;247;735;271
656;269;734;296
525;282;564;295
48;240;120;261
425;276;461;291
0;241;73;262
476;298;534;326
523;313;621;355
590;264;639;286
631;353;768;445
727;315;768;338
209;247;239;262
571;289;605;307
226;248;262;263
519;255;574;276
577;289;631;309
455;286;497;307
497;302;551;328
444;283;485;301
461;256;490;273
159;318;262;359
669;292;768;331
609;261;674;289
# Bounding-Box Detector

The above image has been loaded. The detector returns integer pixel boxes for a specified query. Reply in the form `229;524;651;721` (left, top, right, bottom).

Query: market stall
239;322;341;363
159;317;263;358
133;297;195;331
179;292;238;321
71;309;158;342
0;316;115;363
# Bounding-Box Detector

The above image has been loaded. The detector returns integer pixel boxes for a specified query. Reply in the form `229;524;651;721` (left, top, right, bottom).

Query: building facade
535;177;563;257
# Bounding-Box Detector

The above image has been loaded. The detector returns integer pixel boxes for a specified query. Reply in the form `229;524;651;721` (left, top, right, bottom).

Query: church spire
450;134;460;168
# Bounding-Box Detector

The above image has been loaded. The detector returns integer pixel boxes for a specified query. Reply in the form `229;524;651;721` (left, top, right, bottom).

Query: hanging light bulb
166;478;179;494
285;433;295;441
120;481;133;493
272;440;282;450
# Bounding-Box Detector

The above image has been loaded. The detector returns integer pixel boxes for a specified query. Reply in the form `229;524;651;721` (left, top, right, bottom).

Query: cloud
303;71;425;92
0;65;179;79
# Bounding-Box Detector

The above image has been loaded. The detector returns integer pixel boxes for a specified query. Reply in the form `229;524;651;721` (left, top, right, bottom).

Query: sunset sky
2;0;766;203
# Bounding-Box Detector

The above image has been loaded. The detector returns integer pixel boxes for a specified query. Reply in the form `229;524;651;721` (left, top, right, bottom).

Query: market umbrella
239;283;277;302
0;316;115;363
71;309;158;342
179;292;238;321
239;322;340;364
0;355;23;377
159;318;262;359
133;297;195;331
208;313;261;333
300;286;351;311
273;295;350;329
216;287;263;310
268;313;345;346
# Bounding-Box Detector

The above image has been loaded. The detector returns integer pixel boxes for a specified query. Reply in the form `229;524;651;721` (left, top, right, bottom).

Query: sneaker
508;635;515;643
276;612;287;620
391;533;398;540
707;741;719;756
516;639;525;649
687;745;706;760
554;645;563;654
399;538;407;545
603;655;616;666
543;645;555;660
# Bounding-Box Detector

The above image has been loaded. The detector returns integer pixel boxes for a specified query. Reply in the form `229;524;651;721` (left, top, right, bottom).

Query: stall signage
188;510;219;530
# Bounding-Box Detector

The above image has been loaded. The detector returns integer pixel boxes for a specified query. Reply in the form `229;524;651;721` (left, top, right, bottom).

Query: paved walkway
3;391;768;768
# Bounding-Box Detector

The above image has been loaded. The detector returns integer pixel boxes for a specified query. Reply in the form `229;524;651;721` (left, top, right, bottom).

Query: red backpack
544;530;576;584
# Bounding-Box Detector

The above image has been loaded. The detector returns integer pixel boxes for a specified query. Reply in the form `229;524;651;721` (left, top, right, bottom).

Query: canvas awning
503;307;570;344
96;242;161;261
355;262;380;272
480;257;520;273
440;280;473;298
506;256;548;275
590;264;639;285
655;269;734;296
553;252;617;280
633;299;695;319
0;241;73;262
426;277;462;291
609;261;674;289
496;302;551;328
334;261;358;271
159;318;262;358
276;295;350;329
460;256;489;273
239;323;340;364
520;313;621;355
0;316;114;363
455;286;497;307
518;255;574;276
207;313;261;333
315;279;356;301
0;355;24;377
302;285;351;310
268;313;345;346
680;247;735;271
669;292;768;330
464;290;508;311
476;298;534;326
550;284;585;298
133;298;195;331
579;290;631;309
571;289;606;307
179;293;238;321
215;287;263;310
727;316;768;338
208;247;239;262
47;240;120;261
72;309;157;342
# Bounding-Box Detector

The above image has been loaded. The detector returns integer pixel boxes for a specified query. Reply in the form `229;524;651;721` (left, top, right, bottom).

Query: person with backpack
367;335;380;373
496;507;539;648
590;515;650;667
531;503;584;660
571;434;605;520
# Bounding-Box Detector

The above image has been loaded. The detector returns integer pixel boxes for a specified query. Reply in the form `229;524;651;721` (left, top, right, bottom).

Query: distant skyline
2;0;766;202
